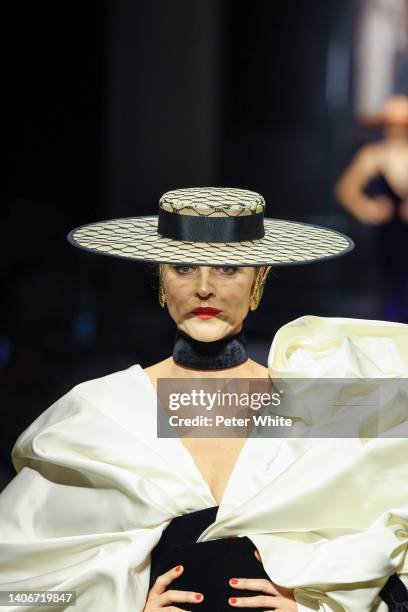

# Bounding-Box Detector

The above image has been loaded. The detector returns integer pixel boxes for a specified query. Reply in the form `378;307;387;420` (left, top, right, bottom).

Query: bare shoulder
143;357;172;374
143;357;173;389
351;142;383;168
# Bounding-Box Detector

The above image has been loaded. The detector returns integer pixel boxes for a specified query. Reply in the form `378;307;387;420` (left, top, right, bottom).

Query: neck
384;129;408;143
173;327;248;371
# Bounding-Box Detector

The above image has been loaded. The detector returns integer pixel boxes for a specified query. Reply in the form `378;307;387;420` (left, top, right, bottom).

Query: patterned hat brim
67;215;354;267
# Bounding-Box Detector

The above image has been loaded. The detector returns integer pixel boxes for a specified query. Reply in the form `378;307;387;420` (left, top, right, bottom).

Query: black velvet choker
173;327;248;370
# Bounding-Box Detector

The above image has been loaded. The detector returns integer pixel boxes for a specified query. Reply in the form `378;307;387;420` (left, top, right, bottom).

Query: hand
351;196;395;225
399;199;408;223
227;549;297;610
143;565;204;610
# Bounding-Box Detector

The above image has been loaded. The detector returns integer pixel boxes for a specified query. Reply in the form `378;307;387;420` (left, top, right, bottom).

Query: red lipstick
191;307;222;320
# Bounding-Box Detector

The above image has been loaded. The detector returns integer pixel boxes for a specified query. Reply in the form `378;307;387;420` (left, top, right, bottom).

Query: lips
192;307;222;319
192;307;222;314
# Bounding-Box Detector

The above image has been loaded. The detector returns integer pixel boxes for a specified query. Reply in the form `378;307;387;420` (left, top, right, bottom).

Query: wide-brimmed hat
67;187;354;266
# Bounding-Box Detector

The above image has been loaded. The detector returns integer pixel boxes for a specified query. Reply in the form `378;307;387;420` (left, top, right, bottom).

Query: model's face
162;264;260;342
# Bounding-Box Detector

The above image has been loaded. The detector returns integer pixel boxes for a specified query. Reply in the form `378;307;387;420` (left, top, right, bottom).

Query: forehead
164;264;257;270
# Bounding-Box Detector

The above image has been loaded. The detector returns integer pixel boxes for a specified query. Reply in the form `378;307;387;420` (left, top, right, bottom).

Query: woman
335;94;408;322
0;187;407;612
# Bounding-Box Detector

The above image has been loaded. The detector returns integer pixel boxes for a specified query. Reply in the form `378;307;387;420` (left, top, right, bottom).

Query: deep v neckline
137;364;251;507
178;436;251;507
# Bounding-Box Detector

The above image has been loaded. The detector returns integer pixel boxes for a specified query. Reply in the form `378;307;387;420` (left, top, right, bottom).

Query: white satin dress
0;315;407;611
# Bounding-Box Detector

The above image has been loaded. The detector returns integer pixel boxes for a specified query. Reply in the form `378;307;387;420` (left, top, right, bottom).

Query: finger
148;565;185;596
228;578;279;596
152;589;204;607
156;608;192;612
228;594;287;607
157;608;193;611
253;549;261;562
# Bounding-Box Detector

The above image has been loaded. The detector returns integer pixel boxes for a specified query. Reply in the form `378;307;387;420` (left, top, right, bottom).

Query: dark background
1;0;389;488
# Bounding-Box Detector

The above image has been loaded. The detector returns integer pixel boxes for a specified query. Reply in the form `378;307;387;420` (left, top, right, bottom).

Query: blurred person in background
335;94;408;322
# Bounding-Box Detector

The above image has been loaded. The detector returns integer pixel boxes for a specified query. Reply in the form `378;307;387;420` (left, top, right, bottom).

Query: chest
180;437;247;505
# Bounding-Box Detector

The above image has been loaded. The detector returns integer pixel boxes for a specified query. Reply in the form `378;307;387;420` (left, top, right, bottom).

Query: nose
195;267;215;299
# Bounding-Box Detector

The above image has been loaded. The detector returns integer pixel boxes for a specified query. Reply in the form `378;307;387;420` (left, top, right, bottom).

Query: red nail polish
230;578;239;585
195;593;203;601
229;597;237;604
175;565;181;572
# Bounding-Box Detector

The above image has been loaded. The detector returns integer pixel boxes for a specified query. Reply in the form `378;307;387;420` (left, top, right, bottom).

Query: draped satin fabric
0;316;407;611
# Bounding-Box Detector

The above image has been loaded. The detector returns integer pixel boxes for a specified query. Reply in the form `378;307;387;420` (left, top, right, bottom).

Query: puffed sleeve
263;315;408;612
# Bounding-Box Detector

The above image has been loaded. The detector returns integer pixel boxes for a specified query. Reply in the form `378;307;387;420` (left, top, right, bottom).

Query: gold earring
159;265;166;307
249;266;271;311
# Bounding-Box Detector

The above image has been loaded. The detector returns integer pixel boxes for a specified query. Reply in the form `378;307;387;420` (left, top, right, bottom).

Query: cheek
220;280;253;303
165;279;190;304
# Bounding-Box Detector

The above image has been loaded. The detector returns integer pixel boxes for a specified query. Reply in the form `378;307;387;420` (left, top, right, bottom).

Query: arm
335;144;394;224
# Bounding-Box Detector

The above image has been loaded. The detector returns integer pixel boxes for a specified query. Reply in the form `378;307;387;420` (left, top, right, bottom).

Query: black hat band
157;208;265;243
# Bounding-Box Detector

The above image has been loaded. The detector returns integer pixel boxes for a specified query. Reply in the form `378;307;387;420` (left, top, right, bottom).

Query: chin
184;320;228;343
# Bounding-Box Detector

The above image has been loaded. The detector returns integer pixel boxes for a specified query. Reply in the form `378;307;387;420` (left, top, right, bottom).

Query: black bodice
149;506;271;611
149;505;408;611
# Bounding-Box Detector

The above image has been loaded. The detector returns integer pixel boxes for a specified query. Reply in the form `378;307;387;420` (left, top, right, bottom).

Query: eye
173;265;194;274
217;266;237;275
